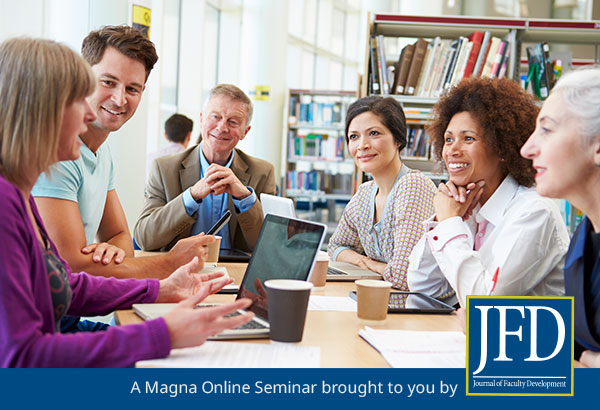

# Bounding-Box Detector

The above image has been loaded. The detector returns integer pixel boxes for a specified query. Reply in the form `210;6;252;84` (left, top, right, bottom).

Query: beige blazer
134;144;276;251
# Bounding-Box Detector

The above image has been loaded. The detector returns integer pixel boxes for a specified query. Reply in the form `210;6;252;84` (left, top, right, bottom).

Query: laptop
218;248;251;263
133;214;326;339
260;193;296;218
326;260;382;281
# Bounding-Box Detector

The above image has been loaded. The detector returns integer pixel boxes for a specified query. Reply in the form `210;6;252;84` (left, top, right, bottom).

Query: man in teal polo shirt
33;26;211;282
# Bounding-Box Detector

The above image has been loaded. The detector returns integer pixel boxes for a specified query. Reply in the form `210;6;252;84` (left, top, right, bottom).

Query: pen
206;210;232;236
488;267;499;296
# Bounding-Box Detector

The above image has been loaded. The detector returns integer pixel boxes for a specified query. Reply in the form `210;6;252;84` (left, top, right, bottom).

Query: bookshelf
565;201;584;236
363;15;600;97
359;14;600;185
281;89;357;203
394;94;443;181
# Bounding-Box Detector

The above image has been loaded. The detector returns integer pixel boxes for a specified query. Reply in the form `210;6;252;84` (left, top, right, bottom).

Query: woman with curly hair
407;77;569;307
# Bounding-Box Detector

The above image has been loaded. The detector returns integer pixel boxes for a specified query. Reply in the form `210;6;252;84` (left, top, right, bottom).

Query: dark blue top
564;216;600;354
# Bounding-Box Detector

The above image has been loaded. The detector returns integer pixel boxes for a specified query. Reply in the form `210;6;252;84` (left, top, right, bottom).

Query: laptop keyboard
195;305;267;330
225;311;268;330
327;267;348;275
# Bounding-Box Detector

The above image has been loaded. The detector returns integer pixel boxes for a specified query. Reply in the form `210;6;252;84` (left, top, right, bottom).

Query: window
286;0;361;91
158;0;182;147
202;4;220;103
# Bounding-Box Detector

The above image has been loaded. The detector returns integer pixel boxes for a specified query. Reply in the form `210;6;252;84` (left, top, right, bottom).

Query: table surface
117;261;463;368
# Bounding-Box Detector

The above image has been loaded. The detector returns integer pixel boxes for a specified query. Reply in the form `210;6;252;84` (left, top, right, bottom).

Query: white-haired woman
521;68;600;367
0;37;253;367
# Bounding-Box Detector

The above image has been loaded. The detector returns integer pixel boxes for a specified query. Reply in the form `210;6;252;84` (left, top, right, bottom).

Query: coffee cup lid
355;279;392;288
265;279;313;291
316;250;329;261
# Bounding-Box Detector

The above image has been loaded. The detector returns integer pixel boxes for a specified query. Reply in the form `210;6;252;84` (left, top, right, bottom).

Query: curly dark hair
81;25;158;81
345;96;407;152
427;77;539;187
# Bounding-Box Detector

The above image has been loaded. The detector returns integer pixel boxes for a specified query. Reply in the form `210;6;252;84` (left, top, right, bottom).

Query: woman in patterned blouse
327;96;437;289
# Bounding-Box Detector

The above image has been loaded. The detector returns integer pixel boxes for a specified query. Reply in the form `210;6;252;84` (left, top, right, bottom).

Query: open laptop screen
237;214;325;319
260;193;296;218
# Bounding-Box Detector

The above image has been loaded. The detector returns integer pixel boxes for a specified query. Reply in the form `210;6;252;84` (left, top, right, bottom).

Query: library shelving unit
281;89;357;205
360;14;600;186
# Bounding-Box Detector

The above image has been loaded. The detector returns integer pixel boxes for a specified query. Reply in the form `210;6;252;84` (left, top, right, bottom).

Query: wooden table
117;262;462;367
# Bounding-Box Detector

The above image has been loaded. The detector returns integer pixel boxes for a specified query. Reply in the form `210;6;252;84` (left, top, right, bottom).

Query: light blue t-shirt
32;138;115;245
181;143;256;249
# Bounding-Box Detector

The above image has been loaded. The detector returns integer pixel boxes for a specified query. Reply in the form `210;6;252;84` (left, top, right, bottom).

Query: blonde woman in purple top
0;37;253;367
327;97;436;289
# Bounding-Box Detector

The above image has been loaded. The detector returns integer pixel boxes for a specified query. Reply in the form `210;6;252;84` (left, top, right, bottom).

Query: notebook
260;193;296;218
133;214;326;339
326;261;382;281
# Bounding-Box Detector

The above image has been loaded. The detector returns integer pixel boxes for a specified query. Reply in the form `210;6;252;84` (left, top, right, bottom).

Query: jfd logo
466;297;573;396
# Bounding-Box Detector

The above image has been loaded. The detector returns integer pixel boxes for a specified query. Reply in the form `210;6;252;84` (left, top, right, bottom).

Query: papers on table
308;295;357;312
359;326;466;368
136;341;320;368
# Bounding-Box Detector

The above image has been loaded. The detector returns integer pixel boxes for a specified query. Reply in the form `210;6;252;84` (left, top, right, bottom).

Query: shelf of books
364;14;600;100
359;13;600;186
282;89;357;201
364;15;526;100
565;201;584;236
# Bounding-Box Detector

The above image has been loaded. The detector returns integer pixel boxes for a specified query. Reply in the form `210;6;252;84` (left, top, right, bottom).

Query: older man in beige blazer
135;84;276;252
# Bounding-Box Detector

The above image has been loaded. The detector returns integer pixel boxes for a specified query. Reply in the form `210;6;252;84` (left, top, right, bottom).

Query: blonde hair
0;37;95;186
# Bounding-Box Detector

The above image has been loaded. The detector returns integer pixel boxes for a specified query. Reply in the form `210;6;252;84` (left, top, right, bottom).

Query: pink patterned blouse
328;166;436;289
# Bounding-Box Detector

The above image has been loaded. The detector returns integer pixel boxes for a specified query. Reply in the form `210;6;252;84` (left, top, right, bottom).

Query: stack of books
286;171;353;195
288;132;347;161
369;31;516;97
288;96;344;126
402;126;431;159
525;42;555;100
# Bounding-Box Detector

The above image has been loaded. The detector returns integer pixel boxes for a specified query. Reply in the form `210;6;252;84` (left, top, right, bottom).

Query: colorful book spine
473;31;492;77
490;40;507;78
393;43;415;94
404;38;429;95
414;37;439;96
377;35;390;95
369;36;380;94
464;31;484;78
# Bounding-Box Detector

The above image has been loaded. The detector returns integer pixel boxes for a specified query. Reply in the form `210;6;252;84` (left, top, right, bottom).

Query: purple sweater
0;175;171;367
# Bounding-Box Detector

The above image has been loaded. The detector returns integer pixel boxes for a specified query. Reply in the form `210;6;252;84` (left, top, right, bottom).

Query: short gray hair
551;67;600;143
203;84;253;126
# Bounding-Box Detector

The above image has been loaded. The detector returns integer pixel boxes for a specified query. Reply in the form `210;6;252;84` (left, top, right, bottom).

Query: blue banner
0;368;597;409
